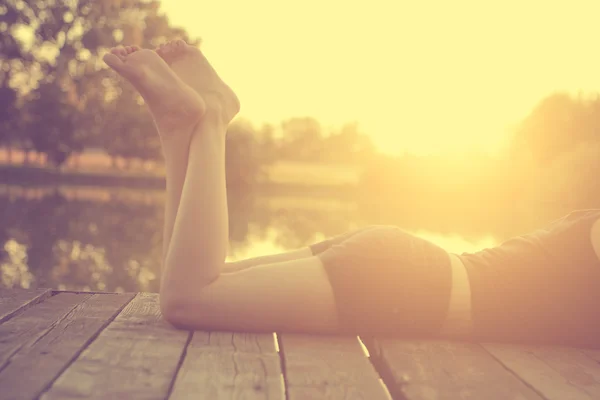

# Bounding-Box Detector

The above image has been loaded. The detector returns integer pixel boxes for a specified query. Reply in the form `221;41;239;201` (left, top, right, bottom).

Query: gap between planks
0;288;53;324
0;292;135;400
362;337;546;400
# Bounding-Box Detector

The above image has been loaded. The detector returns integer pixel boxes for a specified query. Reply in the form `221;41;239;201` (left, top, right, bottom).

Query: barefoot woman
104;41;600;347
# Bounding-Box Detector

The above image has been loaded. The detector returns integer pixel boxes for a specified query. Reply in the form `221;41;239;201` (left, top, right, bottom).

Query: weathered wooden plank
281;334;389;400
483;343;600;400
41;293;190;400
170;331;285;399
0;293;90;372
0;293;133;400
368;339;543;400
0;288;52;324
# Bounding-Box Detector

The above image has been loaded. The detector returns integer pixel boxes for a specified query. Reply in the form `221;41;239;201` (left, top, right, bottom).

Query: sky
160;0;600;156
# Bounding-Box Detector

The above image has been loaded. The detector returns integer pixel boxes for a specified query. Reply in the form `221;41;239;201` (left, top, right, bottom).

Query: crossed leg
107;43;314;273
104;43;340;333
154;40;317;273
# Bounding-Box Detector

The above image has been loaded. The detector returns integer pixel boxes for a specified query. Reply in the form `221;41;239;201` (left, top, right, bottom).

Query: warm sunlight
162;0;600;155
4;2;600;394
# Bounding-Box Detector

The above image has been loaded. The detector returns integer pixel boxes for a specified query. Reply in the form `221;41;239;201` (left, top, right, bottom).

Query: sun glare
157;1;598;155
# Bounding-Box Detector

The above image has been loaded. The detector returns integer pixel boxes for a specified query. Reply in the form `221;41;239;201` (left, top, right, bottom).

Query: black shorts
310;226;452;336
312;211;600;346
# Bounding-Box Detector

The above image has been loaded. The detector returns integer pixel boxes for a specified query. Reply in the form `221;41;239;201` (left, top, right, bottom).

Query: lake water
0;184;501;293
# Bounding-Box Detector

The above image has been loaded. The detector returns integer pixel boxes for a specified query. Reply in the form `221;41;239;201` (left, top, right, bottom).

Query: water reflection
1;184;502;293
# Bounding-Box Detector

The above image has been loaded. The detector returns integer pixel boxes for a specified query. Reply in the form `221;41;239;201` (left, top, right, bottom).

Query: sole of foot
103;46;206;138
156;40;240;125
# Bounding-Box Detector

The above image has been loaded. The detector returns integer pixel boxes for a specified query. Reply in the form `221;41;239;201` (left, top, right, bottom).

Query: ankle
199;109;230;133
203;91;239;126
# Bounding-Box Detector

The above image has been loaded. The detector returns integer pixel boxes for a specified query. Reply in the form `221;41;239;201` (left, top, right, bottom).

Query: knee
159;290;190;329
159;276;217;330
159;269;223;330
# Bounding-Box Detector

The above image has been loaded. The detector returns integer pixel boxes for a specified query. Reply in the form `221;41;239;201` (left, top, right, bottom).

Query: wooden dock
1;289;600;400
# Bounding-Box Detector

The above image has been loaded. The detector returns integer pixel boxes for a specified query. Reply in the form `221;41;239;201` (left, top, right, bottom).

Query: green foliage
0;0;377;177
275;117;376;163
0;0;195;166
225;120;265;189
22;82;78;165
3;0;595;217
357;91;600;235
0;86;18;145
100;85;161;164
513;92;600;164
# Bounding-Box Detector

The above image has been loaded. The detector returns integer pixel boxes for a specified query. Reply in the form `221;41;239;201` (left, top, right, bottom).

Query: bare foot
103;46;205;137
156;40;240;125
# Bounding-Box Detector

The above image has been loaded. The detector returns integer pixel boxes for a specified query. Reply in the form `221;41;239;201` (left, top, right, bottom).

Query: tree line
0;0;375;185
358;92;600;235
2;0;600;226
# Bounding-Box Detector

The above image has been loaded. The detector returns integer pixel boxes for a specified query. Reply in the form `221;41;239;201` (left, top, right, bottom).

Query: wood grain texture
170;331;285;399
0;293;90;372
483;343;600;400
42;293;190;400
370;340;543;400
0;293;133;400
281;334;389;400
0;288;52;324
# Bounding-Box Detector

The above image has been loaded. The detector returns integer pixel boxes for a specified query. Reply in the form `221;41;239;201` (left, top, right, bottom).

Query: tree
278;117;323;161
2;0;197;165
514;92;590;164
225;120;268;190
101;85;161;167
323;122;375;164
0;0;34;156
0;86;18;161
22;83;78;166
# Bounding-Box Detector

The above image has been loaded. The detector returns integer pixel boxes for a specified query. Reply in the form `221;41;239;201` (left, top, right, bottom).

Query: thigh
173;255;342;333
315;225;453;336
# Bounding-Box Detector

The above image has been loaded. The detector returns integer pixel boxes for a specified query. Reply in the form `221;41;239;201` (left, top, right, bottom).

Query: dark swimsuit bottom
310;210;600;347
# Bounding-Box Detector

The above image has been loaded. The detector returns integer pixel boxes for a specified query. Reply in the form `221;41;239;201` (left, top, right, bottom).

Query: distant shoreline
0;164;165;189
0;165;358;198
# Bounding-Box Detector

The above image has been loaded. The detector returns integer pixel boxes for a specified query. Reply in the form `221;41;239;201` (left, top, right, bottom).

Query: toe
111;46;127;57
103;52;124;70
175;39;186;48
156;40;185;63
165;40;173;51
155;44;166;59
124;45;139;53
103;52;137;79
